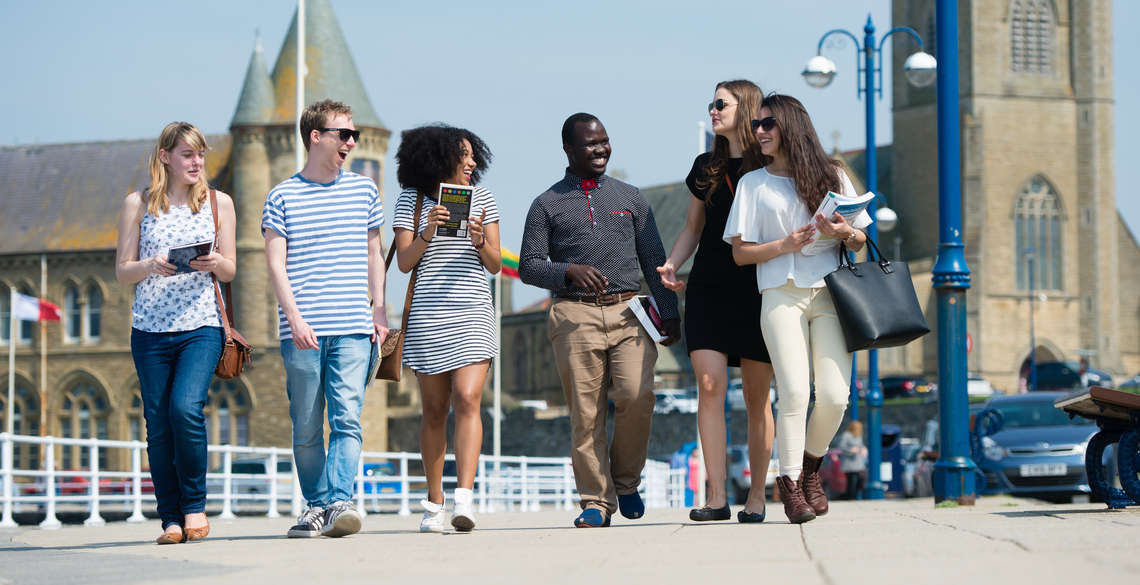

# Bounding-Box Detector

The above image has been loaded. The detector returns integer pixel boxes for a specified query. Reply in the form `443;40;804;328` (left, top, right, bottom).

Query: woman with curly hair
393;124;501;533
657;80;775;523
724;94;870;523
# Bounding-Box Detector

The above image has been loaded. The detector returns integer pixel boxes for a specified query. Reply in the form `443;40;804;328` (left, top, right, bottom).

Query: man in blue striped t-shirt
262;99;389;540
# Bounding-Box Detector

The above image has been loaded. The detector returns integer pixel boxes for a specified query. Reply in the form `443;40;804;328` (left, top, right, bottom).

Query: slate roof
269;0;385;129
0;135;231;254
231;39;275;127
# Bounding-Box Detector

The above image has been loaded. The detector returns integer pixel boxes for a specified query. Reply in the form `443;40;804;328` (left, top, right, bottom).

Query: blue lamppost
802;14;935;500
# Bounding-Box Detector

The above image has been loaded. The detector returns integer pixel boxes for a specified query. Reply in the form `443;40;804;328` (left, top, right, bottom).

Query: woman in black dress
658;80;774;522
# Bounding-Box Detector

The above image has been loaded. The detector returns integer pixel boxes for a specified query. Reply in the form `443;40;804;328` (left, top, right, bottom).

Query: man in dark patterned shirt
520;112;680;528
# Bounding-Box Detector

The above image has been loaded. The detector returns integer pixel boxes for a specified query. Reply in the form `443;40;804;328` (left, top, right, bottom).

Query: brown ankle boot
776;475;816;524
801;453;829;516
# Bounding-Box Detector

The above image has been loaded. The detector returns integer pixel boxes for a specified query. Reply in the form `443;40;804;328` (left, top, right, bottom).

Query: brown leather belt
558;291;638;306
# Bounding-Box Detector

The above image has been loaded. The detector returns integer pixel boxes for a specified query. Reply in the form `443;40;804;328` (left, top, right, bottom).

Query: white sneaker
451;487;476;532
419;498;446;533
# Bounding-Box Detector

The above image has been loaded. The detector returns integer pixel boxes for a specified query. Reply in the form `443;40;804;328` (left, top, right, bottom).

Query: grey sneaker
287;505;325;538
321;500;362;537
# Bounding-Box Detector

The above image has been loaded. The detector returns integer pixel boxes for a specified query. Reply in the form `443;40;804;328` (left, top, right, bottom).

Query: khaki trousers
548;299;658;515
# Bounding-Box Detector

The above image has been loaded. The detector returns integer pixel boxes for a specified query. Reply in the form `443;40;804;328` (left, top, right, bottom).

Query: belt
558;291;638;306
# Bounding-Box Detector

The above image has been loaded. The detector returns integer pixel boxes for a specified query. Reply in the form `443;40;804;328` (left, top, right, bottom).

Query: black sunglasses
708;98;738;112
750;117;777;132
319;127;361;142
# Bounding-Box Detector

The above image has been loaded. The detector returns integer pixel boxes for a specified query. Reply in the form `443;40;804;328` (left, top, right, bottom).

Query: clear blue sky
2;0;1136;311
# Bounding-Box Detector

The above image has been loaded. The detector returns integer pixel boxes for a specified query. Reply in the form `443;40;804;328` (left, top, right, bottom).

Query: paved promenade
2;497;1137;585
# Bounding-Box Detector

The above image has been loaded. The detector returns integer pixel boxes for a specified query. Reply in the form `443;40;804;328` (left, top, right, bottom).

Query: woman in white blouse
723;94;870;524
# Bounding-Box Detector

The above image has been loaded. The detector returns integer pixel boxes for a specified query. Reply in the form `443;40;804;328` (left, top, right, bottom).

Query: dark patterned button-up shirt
519;170;679;320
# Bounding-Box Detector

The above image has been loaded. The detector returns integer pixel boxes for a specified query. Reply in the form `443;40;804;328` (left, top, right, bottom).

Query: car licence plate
1019;463;1067;477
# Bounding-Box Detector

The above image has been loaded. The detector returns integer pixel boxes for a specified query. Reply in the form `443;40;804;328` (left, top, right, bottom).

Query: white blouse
723;168;872;291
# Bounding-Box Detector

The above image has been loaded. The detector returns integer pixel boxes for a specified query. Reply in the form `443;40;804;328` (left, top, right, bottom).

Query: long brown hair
695;80;764;202
145;122;210;216
754;94;840;211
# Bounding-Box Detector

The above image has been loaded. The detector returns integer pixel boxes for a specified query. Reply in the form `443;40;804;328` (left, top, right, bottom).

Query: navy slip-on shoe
737;508;766;523
617;492;645;519
573;508;611;528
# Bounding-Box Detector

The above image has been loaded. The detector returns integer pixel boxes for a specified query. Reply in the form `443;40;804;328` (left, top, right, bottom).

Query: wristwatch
844;230;859;245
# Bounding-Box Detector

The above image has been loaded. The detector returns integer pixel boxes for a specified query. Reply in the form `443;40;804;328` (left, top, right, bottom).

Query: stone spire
230;32;275;127
269;0;385;129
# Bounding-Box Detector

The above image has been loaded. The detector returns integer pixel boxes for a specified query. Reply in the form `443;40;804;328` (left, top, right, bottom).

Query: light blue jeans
280;334;375;507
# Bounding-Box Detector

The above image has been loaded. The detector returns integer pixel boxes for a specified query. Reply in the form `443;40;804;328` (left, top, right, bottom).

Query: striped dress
394;187;499;375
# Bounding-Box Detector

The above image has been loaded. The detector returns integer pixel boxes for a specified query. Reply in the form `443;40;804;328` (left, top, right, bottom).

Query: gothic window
0;285;9;345
64;284;81;343
1014;176;1063;291
1010;0;1053;73
58;381;110;469
0;382;40;469
206;379;251;447
86;284;103;342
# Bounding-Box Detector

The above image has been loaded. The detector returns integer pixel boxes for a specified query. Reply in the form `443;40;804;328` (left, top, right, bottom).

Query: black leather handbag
823;237;930;352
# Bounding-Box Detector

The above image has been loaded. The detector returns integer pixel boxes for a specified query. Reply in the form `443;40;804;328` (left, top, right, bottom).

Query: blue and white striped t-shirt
262;170;384;340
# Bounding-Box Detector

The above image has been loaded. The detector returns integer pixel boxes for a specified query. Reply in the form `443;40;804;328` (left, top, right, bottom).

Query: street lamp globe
903;51;937;87
802;55;837;88
875;206;898;232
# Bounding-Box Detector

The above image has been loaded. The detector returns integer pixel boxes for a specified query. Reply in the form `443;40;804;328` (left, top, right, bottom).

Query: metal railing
0;433;687;528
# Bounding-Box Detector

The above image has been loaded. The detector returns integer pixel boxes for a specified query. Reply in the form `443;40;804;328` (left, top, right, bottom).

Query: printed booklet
626;295;667;343
167;240;213;274
801;191;875;256
436;182;473;238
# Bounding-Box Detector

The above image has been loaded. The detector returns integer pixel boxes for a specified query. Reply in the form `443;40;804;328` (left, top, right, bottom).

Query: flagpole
294;0;306;173
493;275;502;469
7;287;14;436
39;255;47;449
697;120;706;157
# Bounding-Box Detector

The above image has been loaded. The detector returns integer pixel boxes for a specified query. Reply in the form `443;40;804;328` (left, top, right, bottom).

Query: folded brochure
800;190;875;256
436;182;473;238
626;295;666;343
167;240;213;274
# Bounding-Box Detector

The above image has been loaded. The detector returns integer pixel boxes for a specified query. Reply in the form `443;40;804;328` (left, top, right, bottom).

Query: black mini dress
682;154;771;366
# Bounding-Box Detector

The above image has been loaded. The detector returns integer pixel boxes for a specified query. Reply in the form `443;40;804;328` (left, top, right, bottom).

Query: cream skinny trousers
761;280;852;478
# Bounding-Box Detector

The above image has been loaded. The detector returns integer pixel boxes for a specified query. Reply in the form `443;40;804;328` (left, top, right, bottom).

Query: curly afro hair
395;124;492;196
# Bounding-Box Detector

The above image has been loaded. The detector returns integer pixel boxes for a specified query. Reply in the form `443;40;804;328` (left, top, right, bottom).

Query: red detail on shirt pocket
610;211;632;216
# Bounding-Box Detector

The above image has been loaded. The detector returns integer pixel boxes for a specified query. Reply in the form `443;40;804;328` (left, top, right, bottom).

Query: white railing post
219;448;235;520
39;438;60;529
520;457;529;512
562;460;573;511
0;435;15;527
127;443;146;522
355;457;367;517
398;455;410;516
477;456;487;514
266;450;280;519
84;440;105;526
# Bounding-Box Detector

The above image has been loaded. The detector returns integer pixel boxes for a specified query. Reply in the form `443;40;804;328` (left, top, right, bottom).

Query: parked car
653;388;698;414
967;375;997;397
206;457;294;496
727;444;779;504
362;462;402;495
975;392;1098;501
18;473;154;497
1032;361;1113;392
881;375;934;399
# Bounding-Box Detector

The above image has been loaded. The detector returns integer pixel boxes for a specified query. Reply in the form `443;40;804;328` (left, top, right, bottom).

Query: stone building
0;0;400;471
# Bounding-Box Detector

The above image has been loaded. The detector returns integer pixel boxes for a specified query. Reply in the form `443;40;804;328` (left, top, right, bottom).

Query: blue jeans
131;326;224;529
280;334;375;507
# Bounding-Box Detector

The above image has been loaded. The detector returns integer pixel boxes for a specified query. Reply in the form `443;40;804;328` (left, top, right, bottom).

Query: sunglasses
750;117;777;132
708;99;738;112
319;127;361;142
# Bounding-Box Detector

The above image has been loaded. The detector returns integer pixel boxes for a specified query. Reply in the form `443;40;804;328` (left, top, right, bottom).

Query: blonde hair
847;420;864;438
146;122;210;217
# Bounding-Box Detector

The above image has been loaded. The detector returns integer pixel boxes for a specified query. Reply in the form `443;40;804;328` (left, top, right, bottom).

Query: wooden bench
1055;386;1140;508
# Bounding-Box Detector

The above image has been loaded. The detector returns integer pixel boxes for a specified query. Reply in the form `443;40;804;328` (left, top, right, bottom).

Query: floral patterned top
131;200;222;332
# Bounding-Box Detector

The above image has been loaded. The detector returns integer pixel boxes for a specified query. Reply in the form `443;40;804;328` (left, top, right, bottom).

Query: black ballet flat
737;508;766;523
689;504;731;522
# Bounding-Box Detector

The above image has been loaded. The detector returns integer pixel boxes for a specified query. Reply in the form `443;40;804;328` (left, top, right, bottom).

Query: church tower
889;0;1120;388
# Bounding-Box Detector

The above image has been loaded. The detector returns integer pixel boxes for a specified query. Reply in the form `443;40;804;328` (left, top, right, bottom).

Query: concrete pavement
2;496;1137;585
